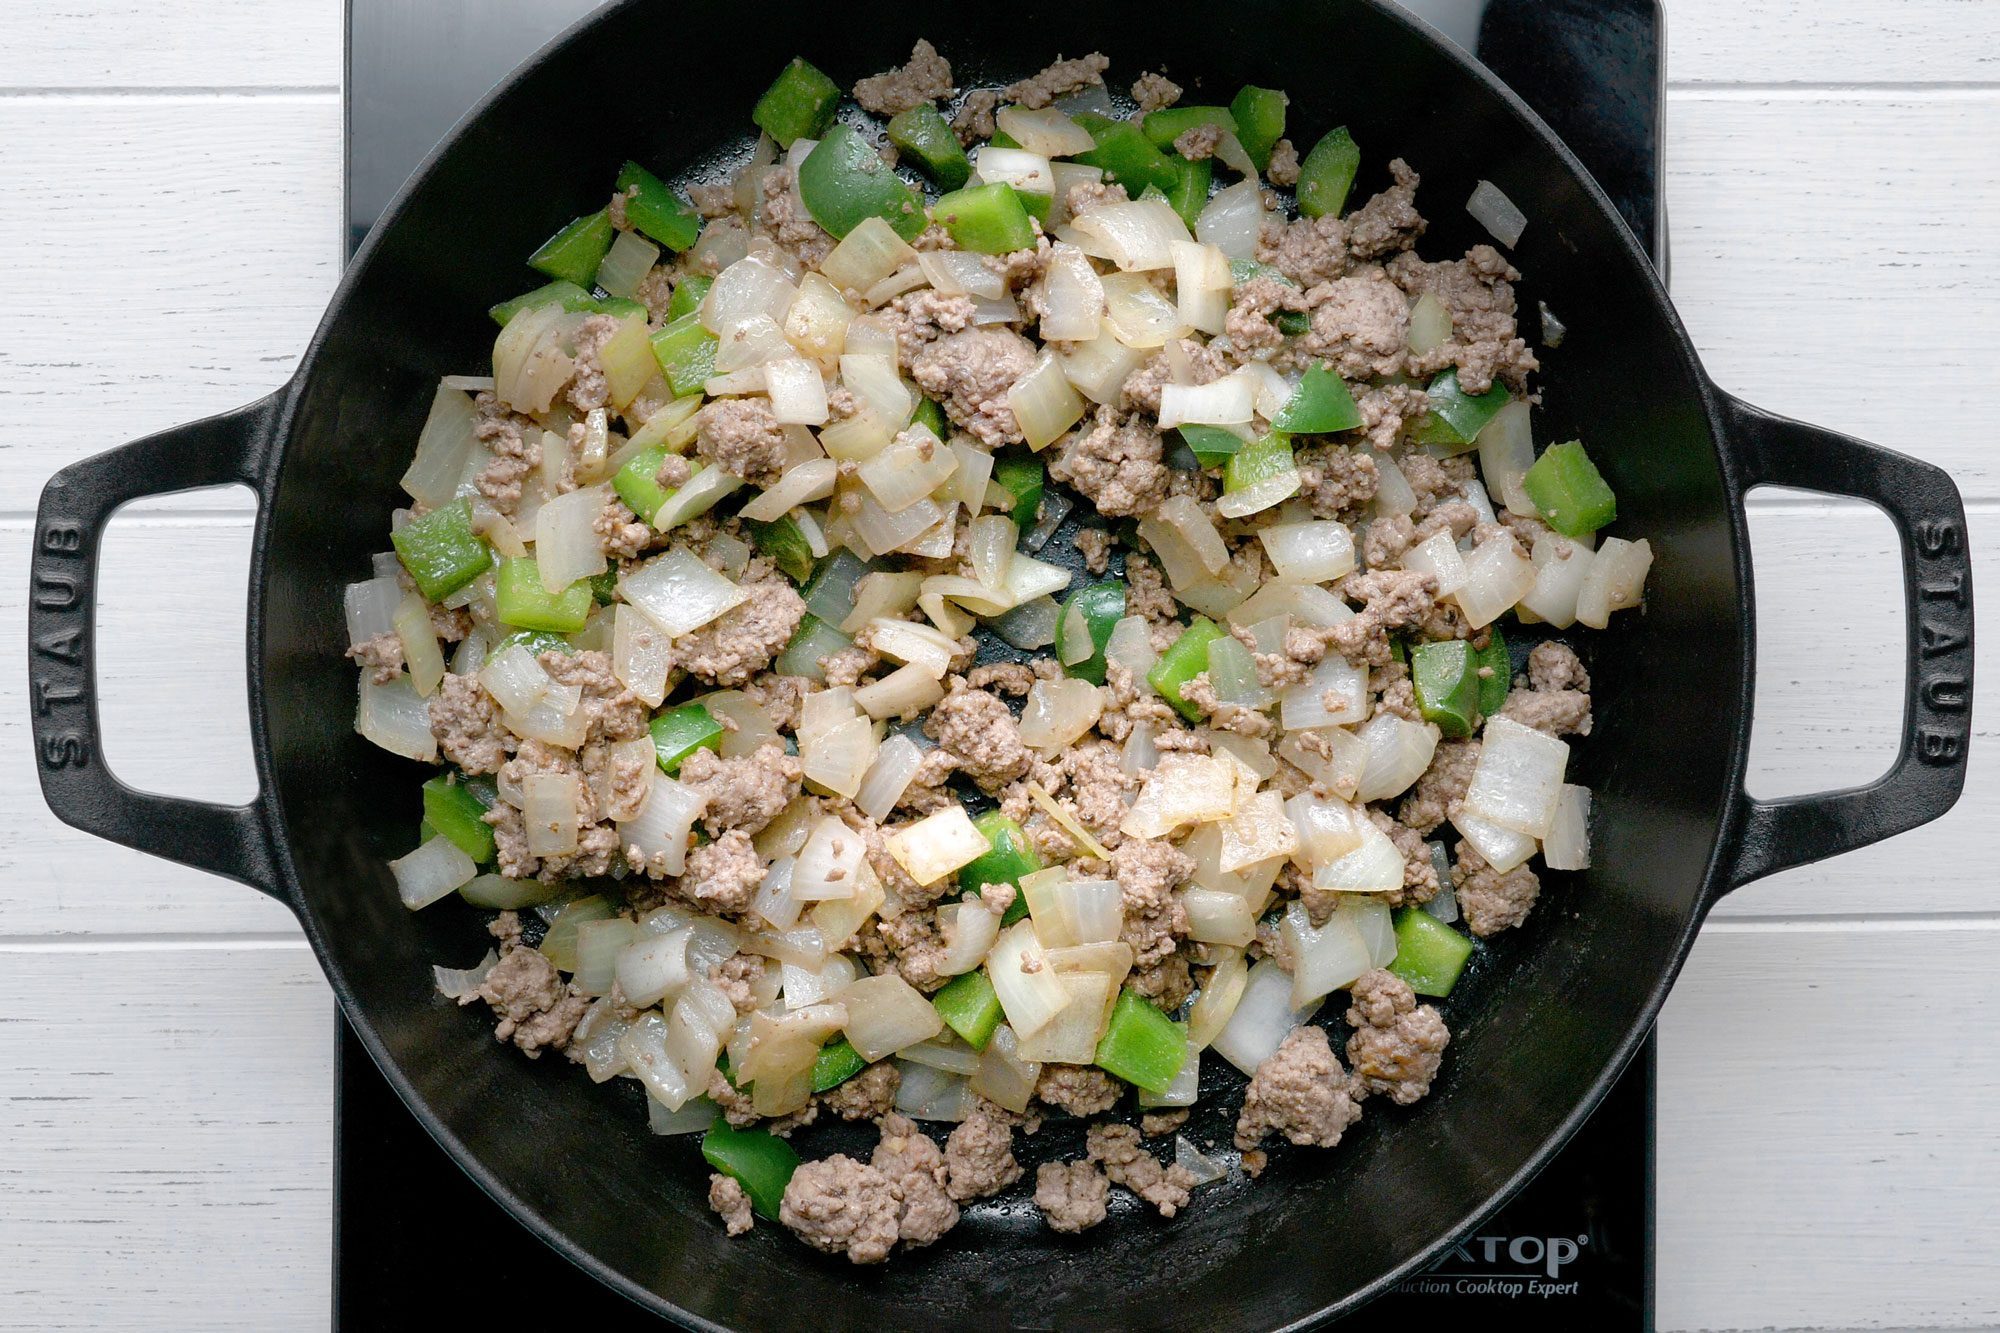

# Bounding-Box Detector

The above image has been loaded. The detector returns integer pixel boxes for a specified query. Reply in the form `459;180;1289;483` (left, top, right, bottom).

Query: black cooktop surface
338;2;1664;1326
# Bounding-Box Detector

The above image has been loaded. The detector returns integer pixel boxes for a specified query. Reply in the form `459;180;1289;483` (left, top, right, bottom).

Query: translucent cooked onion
1354;713;1440;802
1214;469;1300;520
866;616;961;676
968;1023;1041;1113
1187;946;1249;1051
840;972;944;1061
1286;791;1368;867
974;145;1056;198
1021;872;1123;948
519;770;580;858
1070;197;1191;272
783;271;857;360
620;546;749;637
840;571;925;636
504;688;589;747
1279;652;1368;731
1228;579;1352;630
702;690;782;759
619;771;704;876
1008;349;1088;450
886;805;991;887
1467;179;1528;248
996;104;1097;156
1158;370;1255;429
647;1096;719;1136
947;440;995;511
1218;789;1298;873
864;262;928;307
615;926;693;1008
1403;529;1469;597
1477;399;1537;514
457;873;561;910
1258;519;1356;584
356;671;438;762
802;714;878;800
917;249;1006;300
595;228;659;300
762;356;830;425
712;315;793;374
901;1033;985;1077
820;216;918;292
904;505;960;559
853;662;946;721
652;464;744;532
1213;957;1321;1075
938;900;1003;977
987;920;1069;1038
857;428;958;512
1055;327;1149;405
702;254;798;338
572;917;639;995
1003;552;1073;606
392;833;479;911
1015;970;1117;1064
1465;715;1571;838
1104;615;1159;678
392;594;445;698
1366;446;1417;519
840;352;913;426
893;1060;971;1123
1237;359;1295;422
1040;242;1105;342
851;491;945;555
619;1012;694;1111
1206;634;1270;709
1543;783;1592;871
1158;495;1230;575
1282;900;1373;1007
1310;816;1407;893
1121;753;1238;838
1183;887;1257;946
492;303;578;415
1453;808;1538;874
1520;532;1596;629
738;458;837;524
402;383;479;509
1407;291;1453;356
1018;677;1104;753
1575;536;1652;629
781;954;857;1008
344;574;403;649
1196;179;1268;260
1101;271;1190;350
534;483;610;593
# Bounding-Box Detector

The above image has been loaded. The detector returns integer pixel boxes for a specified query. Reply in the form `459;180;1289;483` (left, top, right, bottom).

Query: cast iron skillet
29;1;1975;1327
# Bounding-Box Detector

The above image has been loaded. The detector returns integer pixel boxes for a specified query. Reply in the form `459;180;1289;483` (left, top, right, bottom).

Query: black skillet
28;1;1974;1327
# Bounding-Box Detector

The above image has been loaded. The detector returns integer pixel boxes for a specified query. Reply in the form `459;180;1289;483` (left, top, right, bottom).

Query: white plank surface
0;2;1994;1331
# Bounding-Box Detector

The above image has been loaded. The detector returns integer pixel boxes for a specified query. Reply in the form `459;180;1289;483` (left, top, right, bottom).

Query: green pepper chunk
1271;363;1363;434
1177;425;1244;468
1223;432;1296;494
811;1038;868;1093
991;451;1044;531
1297;126;1360;219
527;209;615;288
747;515;817;584
1074;119;1181;194
488;279;595;327
1413;368;1511;448
491;628;572;660
1230;86;1290;172
798;124;927;242
1410;640;1480;739
650;704;725;773
928;182;1036;255
886;102;972;190
422;775;495;863
588;568;619;605
700;1122;801;1221
1149;618;1229;722
1522;440;1618;537
1389;907;1475;997
1475;627;1511;716
1140;105;1238;149
751;57;841;148
612;444;672;526
666;272;713;323
391;498;492;602
650;312;720;399
1164;153;1214;231
1057;580;1125;686
613;161;701;252
957;811;1041;925
1276;310;1311;336
418;819;437;844
932;971;1004;1050
494;557;592;633
1093;989;1189;1094
911;397;949;439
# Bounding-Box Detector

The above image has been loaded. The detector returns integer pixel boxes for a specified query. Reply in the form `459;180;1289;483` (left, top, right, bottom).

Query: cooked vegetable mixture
353;42;1654;1259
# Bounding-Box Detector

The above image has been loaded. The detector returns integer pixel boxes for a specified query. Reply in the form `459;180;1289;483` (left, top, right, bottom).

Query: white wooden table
1;3;1994;1328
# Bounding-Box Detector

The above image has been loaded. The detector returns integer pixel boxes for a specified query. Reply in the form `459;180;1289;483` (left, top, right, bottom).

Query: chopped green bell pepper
1475;627;1512;715
650;312;720;399
957;811;1041;924
1149;617;1229;722
1074;119;1181;194
488;279;595;327
1297;126;1360;219
1270;363;1363;435
811;1037;867;1093
1410;639;1480;739
991;451;1044;531
588;568;619;605
527;209;615;288
1413;368;1511;448
932;971;1004;1050
666;272;713;323
751;57;841;148
747;515;818;584
1223;432;1296;494
614;161;701;253
1177;425;1245;468
391;498;492;602
798;124;927;242
422;775;495;863
928;181;1036;254
650;704;725;773
612;444;673;526
911;397;948;439
887;102;972;190
417;819;436;844
1522;440;1617;537
1057;580;1125;686
1093;989;1188;1094
1164;153;1213;231
1389;906;1475;997
1140;105;1238;149
492;628;572;661
1230;86;1289;173
495;557;592;633
700;1122;801;1221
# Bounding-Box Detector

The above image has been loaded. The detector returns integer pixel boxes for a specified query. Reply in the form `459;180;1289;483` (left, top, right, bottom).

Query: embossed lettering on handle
33;523;93;770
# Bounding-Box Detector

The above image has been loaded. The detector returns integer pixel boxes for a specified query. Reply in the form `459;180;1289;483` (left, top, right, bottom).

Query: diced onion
1403;529;1469;596
1170;239;1233;336
1158;369;1255;429
492;303;579;415
866;616;960;677
1018;677;1104;753
522;771;582;858
886;805;991;887
1520;532;1596;629
595;229;659;300
344;575;403;649
653;464;744;532
1120;753;1238;838
853;662;946;721
1183;887;1257;946
1104;614;1159;678
1452;533;1537;630
759;356;828;425
1212;957;1321;1076
1311;816;1408;893
1055;327;1149;405
390;834;477;910
1467;179;1528;248
402;384;480;509
968;1023;1042;1113
784;271;857;360
1196;179;1268;261
1543;783;1592;871
901;1033;985;1077
572;917;639;996
938;900;1003;977
1021;872;1124;948
893;1060;971;1122
433;949;500;1001
1229;579;1352;630
1070;197;1191;272
1354;713;1440;803
996;104;1097;156
615;926;694;1008
781;953;857;1008
1286;792;1368;867
1259;520;1356;584
1407;291;1453;356
1206;634;1270;708
533;483;610;593
839;972;944;1061
1464;715;1570;837
1157;495;1230;575
1218;789;1297;873
1282;900;1374;1006
1101;271;1190;350
1187;946;1248;1051
357;671;438;762
809;866;885;952
702;254;798;338
619;1012;694;1111
618;771;705;876
802;715;878;800
820;217;917;292
620;546;749;637
857;428;958;512
610;605;673;708
1477;400;1537;514
1366;446;1417;519
391;594;446;698
1015;970;1117;1064
1453;808;1538;874
1574;537;1652;629
1008;349;1089;450
1214;470;1301;520
647;1096;720;1136
917;249;1006;300
1040;243;1105;342
1279;653;1369;731
986;920;1069;1038
973;145;1056;198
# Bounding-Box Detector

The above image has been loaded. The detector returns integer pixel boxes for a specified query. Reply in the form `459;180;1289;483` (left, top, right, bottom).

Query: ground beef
895;747;960;815
875;905;951;992
564;313;621;414
429;672;513;775
673;829;766;914
871;1113;961;1248
1036;1063;1124;1117
1224;275;1309;360
1499;640;1593;736
1344;158;1428;260
709;952;769;1015
1074;527;1113;574
757;167;834;270
1266;138;1301;187
346;631;404;684
678;744;803;837
1141;1108;1190;1138
1119;337;1228;416
740;673;808;731
542;649;649;743
943;1098;1023;1201
656;454;694;490
1034;1159;1110;1233
1173;123;1224;161
1233;1025;1364;1150
694;397;789;486
595;497;653;561
1355;382;1434;451
821;1061;901;1121
1003;52;1109;108
688;181;737;220
1301;267;1409;381
1257;214;1348;288
1453;841;1540;937
1294;443;1379;519
1087;1122;1198;1217
951;89;999;145
1046;407;1170;518
1131;71;1182;112
877;288;978;366
1390;244;1537;395
428;601;473;644
780;1154;902;1264
673;570;807;688
1122;555;1178;623
579;734;653;823
852;39;955;117
475;947;589;1058
910;327;1038;446
1373;809;1441;908
708;1173;755;1236
967;661;1039;696
821;641;882;689
1399;739;1480;834
925;679;1032;790
1063;178;1129;220
1058;739;1137;840
707;1069;760;1128
982;233;1052;291
1327;569;1438;666
1111;835;1194;976
471;392;540;515
1345;968;1450;1105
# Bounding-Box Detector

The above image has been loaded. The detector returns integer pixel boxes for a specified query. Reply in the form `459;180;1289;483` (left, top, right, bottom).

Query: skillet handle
1717;392;1974;891
29;391;291;903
